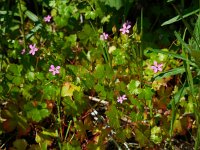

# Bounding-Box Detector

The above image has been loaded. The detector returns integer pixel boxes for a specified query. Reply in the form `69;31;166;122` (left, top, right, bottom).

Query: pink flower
117;95;127;104
49;65;60;75
151;61;163;73
120;21;131;34
44;15;52;22
21;49;26;54
100;32;108;40
29;44;38;55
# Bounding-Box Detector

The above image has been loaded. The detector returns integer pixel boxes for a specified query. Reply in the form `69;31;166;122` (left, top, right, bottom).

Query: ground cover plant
1;0;200;149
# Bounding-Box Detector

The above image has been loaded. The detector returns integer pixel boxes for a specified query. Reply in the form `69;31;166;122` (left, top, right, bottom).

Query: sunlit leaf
61;82;81;97
127;80;141;95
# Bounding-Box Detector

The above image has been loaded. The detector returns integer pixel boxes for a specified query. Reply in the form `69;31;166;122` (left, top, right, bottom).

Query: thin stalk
181;28;199;149
18;0;26;49
64;120;72;141
57;85;63;141
139;7;144;86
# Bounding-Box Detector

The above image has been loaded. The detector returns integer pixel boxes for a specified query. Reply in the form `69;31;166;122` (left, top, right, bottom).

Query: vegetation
1;0;200;149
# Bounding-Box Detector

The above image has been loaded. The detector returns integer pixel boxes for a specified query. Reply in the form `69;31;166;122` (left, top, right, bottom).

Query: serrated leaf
85;11;96;20
65;34;77;47
138;87;154;100
106;105;120;129
112;49;127;65
24;102;50;122
150;126;162;144
78;24;97;45
127;80;141;95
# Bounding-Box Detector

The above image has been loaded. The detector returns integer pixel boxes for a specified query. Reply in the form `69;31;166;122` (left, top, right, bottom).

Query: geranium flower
44;15;52;22
120;21;131;34
29;44;38;55
151;61;163;73
49;65;60;75
117;95;127;104
100;32;108;40
21;49;26;54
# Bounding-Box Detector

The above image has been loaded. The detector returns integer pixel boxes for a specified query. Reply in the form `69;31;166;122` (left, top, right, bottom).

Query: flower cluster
100;21;131;40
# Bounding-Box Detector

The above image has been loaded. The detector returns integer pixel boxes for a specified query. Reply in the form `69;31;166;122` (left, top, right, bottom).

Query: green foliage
24;102;51;122
1;0;199;149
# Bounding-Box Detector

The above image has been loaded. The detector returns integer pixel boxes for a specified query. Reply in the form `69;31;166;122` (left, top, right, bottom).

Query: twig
88;96;109;105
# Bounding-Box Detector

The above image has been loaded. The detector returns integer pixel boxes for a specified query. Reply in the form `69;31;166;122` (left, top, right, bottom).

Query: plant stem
18;0;26;49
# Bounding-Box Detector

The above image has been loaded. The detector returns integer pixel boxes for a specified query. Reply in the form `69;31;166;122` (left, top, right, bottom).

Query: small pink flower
117;95;127;104
100;32;108;40
151;61;163;73
49;65;60;75
120;21;131;34
44;15;52;22
29;44;38;55
21;49;26;54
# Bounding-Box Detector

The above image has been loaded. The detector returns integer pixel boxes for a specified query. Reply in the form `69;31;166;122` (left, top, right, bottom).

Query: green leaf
112;49;127;65
65;34;77;48
150;126;162;144
12;76;23;86
148;48;192;63
106;105;120;129
24;102;50;122
100;0;123;10
25;10;39;22
13;139;28;150
8;64;22;76
41;129;58;138
61;82;81;97
26;23;42;39
162;8;200;26
78;24;97;45
130;112;143;122
134;128;150;147
94;84;106;99
93;64;105;80
85;11;96;20
26;71;35;82
138;87;154;100
127;80;141;95
174;32;192;54
43;84;59;99
153;67;185;80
